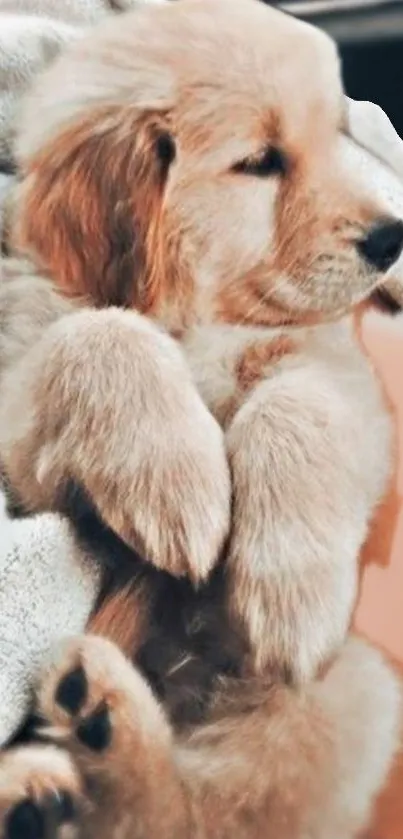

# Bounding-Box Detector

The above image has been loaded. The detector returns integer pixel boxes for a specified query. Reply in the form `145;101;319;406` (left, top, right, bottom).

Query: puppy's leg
0;745;82;839
36;636;190;839
178;638;401;839
224;351;390;681
9;637;399;839
0;306;230;580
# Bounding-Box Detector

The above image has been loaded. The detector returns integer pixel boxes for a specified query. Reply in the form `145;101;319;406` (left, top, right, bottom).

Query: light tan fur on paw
184;320;392;682
224;329;392;680
0;306;230;580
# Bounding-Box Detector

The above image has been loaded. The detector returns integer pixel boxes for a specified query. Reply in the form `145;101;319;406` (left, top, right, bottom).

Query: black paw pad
76;704;112;752
5;800;45;839
55;665;88;715
51;791;77;825
4;791;77;839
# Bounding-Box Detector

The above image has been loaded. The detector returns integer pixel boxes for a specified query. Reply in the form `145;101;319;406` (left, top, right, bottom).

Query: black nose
358;218;403;272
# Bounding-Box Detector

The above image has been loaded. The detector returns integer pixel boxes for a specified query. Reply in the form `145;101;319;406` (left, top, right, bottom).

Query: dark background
268;1;403;138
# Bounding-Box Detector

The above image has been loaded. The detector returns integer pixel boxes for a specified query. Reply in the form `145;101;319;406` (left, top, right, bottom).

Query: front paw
225;383;357;682
227;521;354;682
0;308;231;580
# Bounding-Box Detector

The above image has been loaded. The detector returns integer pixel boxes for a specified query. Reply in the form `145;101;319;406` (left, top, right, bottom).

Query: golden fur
0;634;401;839
0;1;403;837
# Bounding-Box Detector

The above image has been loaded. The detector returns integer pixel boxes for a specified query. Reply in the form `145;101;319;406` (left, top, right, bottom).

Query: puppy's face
12;0;403;329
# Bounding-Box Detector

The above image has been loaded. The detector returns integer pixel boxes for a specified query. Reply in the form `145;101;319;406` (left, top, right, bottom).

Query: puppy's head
11;0;403;329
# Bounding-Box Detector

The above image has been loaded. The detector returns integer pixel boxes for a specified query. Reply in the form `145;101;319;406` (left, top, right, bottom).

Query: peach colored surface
355;313;403;839
356;313;403;663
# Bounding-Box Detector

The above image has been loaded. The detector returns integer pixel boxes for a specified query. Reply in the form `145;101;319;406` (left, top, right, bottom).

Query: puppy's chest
184;320;392;498
307;323;392;475
183;324;299;427
184;321;387;423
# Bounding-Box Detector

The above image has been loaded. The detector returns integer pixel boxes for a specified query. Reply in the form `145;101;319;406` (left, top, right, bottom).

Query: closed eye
232;146;287;178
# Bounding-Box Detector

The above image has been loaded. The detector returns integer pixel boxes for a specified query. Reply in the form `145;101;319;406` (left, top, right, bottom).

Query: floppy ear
13;105;176;312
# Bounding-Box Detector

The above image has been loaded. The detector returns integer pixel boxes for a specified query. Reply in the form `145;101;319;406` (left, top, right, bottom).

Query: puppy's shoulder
0;256;73;375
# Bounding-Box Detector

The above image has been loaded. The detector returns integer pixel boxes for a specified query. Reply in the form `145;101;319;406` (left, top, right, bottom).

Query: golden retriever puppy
0;1;402;836
2;0;403;677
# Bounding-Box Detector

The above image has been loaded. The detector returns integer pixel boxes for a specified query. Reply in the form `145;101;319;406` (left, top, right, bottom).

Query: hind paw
0;746;81;839
37;635;170;780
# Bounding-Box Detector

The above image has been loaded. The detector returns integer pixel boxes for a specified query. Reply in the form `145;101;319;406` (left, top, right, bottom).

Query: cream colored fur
4;0;403;681
0;2;402;837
